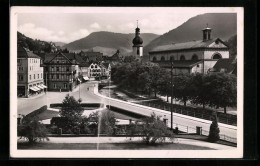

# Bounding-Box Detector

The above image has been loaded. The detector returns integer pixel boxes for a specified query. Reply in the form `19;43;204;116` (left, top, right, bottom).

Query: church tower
202;24;212;41
132;20;143;57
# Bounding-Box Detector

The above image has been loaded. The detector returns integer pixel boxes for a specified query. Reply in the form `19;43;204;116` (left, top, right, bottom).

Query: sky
17;7;237;43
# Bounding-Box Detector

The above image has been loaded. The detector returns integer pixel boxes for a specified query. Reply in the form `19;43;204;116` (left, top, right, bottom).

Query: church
148;26;230;74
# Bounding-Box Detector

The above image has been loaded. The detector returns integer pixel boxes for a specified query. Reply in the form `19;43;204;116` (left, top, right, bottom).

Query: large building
43;52;88;91
148;26;230;74
17;46;46;97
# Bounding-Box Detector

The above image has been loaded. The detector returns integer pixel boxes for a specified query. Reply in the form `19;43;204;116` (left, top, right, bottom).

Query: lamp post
108;76;111;109
171;60;174;130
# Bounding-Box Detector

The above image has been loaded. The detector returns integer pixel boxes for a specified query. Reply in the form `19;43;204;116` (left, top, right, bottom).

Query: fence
139;101;237;126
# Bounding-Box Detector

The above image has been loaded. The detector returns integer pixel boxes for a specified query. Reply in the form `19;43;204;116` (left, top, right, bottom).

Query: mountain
17;31;53;53
143;13;237;56
62;31;159;55
226;34;237;60
53;42;67;47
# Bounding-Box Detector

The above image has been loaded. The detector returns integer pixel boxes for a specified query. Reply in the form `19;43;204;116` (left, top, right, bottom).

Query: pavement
18;81;237;139
17;136;236;150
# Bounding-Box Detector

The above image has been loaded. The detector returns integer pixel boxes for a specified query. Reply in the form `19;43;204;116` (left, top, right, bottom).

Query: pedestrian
60;88;61;93
87;87;89;91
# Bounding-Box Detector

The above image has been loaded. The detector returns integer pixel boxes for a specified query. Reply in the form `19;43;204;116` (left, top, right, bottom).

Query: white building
149;26;230;74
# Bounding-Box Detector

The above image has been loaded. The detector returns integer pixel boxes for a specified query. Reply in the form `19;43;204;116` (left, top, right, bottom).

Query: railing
139;101;237;126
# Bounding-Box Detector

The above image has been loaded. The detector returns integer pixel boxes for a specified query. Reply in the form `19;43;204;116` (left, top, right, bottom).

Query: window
161;56;165;61
170;56;174;61
64;83;67;89
197;64;200;67
18;75;23;81
17;59;21;63
137;48;140;55
29;75;31;80
66;67;70;71
152;57;157;61
180;55;186;61
54;83;56;89
51;74;54;79
57;60;59;64
56;67;59;71
212;54;222;59
191;54;198;60
95;65;97;68
57;74;59;79
91;65;94;68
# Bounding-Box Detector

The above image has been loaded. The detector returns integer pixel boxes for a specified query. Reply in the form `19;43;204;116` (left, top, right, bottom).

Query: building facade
149;26;230;74
17;46;46;97
44;52;85;91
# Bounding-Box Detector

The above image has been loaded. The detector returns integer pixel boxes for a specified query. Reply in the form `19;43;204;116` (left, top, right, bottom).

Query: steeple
202;24;212;41
132;20;143;57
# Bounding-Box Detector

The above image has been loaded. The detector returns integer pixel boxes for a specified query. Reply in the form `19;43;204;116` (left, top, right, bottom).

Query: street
18;81;237;138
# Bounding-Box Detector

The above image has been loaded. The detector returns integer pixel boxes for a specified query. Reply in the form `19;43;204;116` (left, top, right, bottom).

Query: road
18;81;237;138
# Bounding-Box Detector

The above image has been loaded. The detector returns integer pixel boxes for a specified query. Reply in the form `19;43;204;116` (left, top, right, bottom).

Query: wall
191;62;203;73
133;46;143;57
150;50;204;62
203;50;229;59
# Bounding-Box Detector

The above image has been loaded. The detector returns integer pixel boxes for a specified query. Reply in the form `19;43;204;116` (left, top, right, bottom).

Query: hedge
50;103;104;108
107;105;147;119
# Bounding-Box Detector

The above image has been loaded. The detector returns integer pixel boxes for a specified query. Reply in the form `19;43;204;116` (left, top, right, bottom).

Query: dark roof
150;38;227;53
101;62;110;68
44;52;89;66
18;46;41;59
156;60;202;68
213;58;236;73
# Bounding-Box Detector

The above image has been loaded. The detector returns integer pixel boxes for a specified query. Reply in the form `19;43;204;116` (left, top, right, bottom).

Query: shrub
18;117;49;143
208;114;220;142
129;113;175;144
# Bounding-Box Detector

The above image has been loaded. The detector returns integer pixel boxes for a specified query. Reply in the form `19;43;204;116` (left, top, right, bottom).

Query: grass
36;109;59;120
17;142;214;150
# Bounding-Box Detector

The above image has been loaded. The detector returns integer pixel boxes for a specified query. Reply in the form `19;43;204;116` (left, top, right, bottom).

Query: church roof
156;60;202;68
150;38;226;53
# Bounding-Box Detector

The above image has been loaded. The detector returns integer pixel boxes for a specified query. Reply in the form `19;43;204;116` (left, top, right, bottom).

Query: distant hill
62;31;159;54
17;32;53;53
53;42;67;47
226;34;237;60
143;13;237;57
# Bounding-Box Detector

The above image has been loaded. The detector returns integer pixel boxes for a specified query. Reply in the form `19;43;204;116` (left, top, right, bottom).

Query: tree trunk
224;107;227;114
166;94;169;102
184;100;186;107
203;103;205;109
154;91;157;98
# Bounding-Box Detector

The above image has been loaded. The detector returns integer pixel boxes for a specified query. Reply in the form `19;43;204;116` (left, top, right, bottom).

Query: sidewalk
17;136;236;150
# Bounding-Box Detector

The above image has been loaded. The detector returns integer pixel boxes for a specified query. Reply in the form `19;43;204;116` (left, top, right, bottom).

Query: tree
129;113;174;144
205;73;237;114
189;73;209;109
59;94;84;129
158;71;171;102
18;117;49;143
100;110;116;135
208;114;220;142
173;74;193;106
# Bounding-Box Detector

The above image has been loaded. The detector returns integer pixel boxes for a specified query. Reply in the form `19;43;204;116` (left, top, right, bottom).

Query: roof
156;60;202;68
18;46;41;59
150;38;227;53
44;52;88;65
100;62;110;68
213;58;237;73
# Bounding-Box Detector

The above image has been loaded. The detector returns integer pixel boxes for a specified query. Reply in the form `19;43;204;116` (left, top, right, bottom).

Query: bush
18;117;49;143
129;113;175;144
50;103;103;108
208;114;220;142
